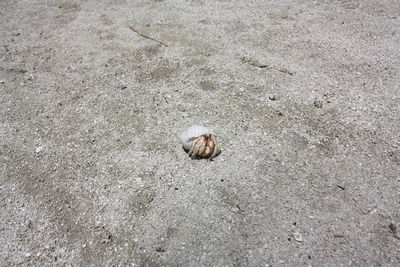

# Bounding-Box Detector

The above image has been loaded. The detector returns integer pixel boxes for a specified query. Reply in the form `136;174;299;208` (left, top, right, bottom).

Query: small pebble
35;145;45;153
25;252;31;258
314;100;323;108
389;223;397;234
156;247;166;252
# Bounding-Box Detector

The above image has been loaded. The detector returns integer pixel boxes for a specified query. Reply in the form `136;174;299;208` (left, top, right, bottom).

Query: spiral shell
179;125;211;150
179;125;221;159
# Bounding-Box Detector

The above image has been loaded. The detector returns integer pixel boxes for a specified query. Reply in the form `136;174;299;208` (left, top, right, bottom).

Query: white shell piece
179;125;212;150
293;231;303;242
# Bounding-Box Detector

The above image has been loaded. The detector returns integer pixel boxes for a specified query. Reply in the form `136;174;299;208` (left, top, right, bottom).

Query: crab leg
189;136;202;158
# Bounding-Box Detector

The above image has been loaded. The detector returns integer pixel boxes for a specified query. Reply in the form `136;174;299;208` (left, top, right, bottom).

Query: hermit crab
179;125;221;159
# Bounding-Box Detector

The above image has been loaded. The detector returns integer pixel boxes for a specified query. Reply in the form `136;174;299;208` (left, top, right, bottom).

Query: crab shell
179;125;221;159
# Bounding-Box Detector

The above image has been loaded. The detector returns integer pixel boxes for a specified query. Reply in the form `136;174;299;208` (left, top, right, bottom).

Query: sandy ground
1;0;400;266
